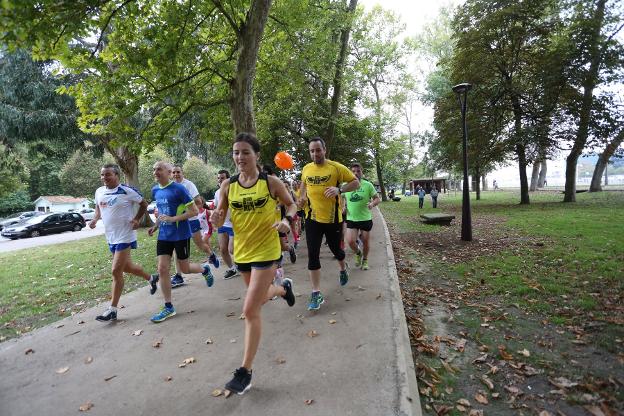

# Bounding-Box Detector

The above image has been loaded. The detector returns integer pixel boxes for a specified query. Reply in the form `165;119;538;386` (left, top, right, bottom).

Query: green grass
382;190;624;325
0;232;207;341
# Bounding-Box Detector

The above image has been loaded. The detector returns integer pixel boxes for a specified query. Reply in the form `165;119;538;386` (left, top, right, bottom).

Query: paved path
0;209;420;415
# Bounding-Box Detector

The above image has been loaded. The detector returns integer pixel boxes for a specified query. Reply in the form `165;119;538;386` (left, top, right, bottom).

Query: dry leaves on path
78;402;93;412
179;357;196;368
84;356;93;364
56;367;69;374
24;348;34;355
132;329;143;336
307;330;318;338
152;338;163;348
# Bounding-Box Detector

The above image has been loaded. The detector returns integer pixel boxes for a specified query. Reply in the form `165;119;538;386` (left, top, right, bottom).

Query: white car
80;208;96;221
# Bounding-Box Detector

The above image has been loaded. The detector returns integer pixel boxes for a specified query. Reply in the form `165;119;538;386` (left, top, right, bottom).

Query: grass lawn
381;189;624;415
0;232;207;341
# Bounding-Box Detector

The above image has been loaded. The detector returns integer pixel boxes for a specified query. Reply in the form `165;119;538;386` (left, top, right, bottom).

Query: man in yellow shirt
298;137;359;310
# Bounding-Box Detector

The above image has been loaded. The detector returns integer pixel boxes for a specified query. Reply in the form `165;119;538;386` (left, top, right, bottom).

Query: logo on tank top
231;196;269;211
306;175;331;185
349;193;364;202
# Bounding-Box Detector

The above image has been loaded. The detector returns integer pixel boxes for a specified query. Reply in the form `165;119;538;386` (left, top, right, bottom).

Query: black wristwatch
285;215;294;223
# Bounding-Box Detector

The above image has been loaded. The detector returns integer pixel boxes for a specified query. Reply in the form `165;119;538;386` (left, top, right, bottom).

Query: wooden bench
420;213;455;225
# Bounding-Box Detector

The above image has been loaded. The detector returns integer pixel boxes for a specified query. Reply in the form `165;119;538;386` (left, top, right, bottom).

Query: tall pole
453;83;473;241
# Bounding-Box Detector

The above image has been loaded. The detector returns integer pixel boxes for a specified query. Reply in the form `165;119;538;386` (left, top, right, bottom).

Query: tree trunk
229;0;273;134
474;166;481;200
325;0;358;155
563;0;605;202
537;160;547;188
511;94;530;204
529;162;540;191
589;131;623;192
482;175;488;191
375;151;387;202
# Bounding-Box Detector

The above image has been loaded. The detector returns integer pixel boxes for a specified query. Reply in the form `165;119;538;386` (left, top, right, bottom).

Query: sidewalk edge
377;207;423;416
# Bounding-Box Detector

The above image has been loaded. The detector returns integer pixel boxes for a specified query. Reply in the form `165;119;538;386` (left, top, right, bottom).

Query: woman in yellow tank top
211;132;298;395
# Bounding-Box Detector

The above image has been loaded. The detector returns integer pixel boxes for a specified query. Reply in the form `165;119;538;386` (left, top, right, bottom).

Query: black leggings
305;219;345;270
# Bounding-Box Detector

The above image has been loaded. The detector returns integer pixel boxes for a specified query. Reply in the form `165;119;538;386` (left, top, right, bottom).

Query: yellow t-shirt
228;173;281;263
302;159;356;224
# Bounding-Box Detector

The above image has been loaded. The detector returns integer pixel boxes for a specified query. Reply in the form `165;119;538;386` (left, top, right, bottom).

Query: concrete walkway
0;209;421;416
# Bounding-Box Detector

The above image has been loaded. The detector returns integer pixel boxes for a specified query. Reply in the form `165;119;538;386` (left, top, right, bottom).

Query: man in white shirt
169;166;218;287
90;164;158;322
215;169;238;279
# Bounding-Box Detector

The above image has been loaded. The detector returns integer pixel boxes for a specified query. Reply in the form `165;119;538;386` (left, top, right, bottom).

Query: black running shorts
156;239;191;260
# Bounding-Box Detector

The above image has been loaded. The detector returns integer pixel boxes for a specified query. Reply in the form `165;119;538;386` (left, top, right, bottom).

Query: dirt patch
390;222;624;415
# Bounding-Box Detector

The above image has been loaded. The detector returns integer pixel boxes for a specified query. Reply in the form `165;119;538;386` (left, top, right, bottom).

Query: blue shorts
109;241;137;253
189;219;201;234
218;226;234;237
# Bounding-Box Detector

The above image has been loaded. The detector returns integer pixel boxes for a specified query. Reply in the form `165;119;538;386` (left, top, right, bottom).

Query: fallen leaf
78;402;93;412
181;357;196;365
504;386;522;396
457;398;471;407
472;353;488;363
474;393;488;405
230;338;237;343
539;411;553;416
84;356;93;364
304;399;314;405
56;367;69;374
548;377;578;389
433;404;452;415
491;392;500;399
165;376;172;381
357;286;366;291
480;375;494;390
226;312;236;317
239;314;245;320
276;357;286;364
24;348;34;355
455;338;467;353
468;410;484;416
78;320;85;325
132;330;143;336
224;390;232;398
518;348;530;357
456;405;467;412
104;375;117;381
328;319;337;324
211;389;223;397
307;330;318;338
205;338;213;344
376;293;382;299
498;345;513;361
584;406;606;416
152;338;163;348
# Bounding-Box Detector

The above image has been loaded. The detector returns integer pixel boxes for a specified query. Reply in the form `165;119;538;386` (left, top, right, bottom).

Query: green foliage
0;189;32;217
59;150;106;197
182;156;218;197
138;147;173;199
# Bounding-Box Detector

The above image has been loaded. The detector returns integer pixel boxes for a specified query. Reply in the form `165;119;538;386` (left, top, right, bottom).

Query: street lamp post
452;83;473;242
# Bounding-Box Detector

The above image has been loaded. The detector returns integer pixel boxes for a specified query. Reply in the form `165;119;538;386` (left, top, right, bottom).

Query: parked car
1;212;85;239
0;211;43;231
80;208;96;221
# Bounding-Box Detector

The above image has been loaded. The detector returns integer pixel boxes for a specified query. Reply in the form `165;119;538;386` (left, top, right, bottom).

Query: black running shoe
223;269;238;280
95;309;117;322
225;367;252;395
149;274;159;295
282;278;295;307
289;246;297;263
171;274;185;288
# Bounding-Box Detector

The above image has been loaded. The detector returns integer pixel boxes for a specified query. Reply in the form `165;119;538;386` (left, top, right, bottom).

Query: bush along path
382;191;623;416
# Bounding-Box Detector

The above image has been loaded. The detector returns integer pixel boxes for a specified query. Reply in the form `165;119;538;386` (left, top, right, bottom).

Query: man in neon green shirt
342;163;380;270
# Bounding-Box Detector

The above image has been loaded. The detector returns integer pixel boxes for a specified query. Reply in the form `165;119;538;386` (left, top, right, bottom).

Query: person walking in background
211;132;297;395
147;161;215;323
91;164;158;322
298;137;359;311
430;186;439;208
417;186;426;209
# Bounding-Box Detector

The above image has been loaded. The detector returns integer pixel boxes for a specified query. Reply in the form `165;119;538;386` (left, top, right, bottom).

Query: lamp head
452;83;472;94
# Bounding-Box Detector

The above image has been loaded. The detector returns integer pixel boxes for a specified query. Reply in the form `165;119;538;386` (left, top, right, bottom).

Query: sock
165;302;173;309
149;275;156;283
312;290;320;295
109;306;118;312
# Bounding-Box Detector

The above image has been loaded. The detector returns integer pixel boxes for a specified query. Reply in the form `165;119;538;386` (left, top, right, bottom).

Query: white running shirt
95;184;144;244
213;186;232;228
179;178;200;221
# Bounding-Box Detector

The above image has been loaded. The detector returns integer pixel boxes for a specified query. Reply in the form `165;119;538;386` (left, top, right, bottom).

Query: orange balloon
274;151;294;170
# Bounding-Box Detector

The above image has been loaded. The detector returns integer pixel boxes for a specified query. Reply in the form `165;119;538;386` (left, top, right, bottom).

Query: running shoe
202;264;214;287
149;274;159;295
225;367;252;395
361;259;369;270
339;263;349;286
354;250;362;268
223;268;238;280
289;246;297;263
209;253;220;268
171;273;185;288
282;278;295;307
150;306;176;323
95;308;117;322
307;291;325;311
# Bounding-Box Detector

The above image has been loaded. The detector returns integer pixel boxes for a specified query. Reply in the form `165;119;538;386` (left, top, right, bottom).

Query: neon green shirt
344;179;377;222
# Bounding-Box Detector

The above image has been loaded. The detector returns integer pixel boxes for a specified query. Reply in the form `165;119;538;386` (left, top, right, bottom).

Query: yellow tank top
228;173;281;263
